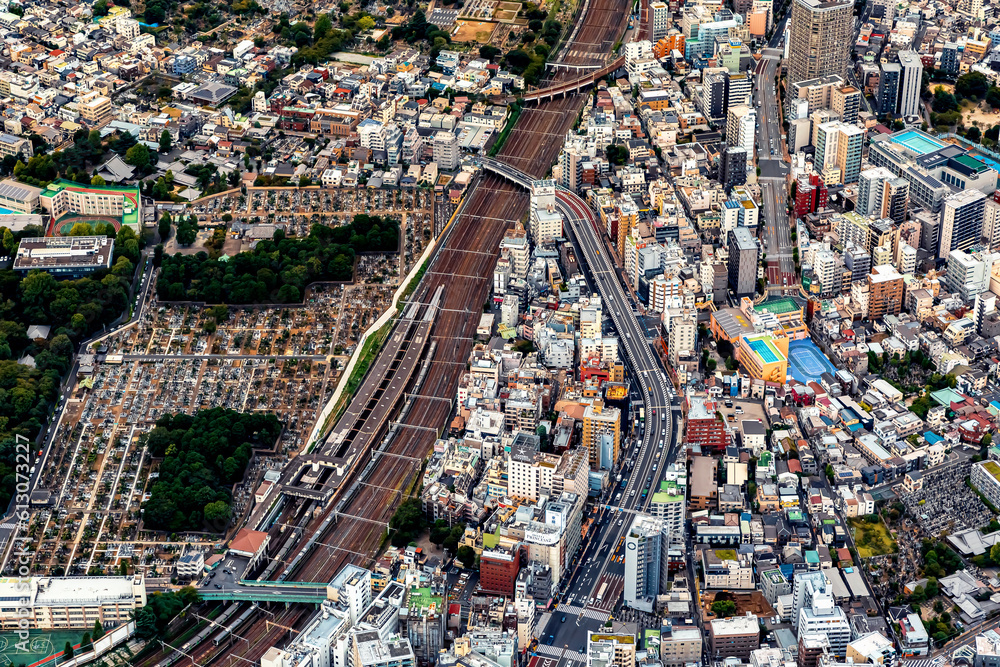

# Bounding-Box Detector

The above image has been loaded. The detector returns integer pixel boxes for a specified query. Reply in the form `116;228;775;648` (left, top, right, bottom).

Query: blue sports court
787;339;836;384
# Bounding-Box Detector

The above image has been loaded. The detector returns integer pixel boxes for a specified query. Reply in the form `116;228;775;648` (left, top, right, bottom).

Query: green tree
91;174;106;186
158;212;172;240
124;143;151;169
64;643;74;659
606;144;628;165
159;130;172;153
456;545;476;568
93;620;104;639
203;500;231;526
933;87;959;113
988;87;1000;110
956;71;990;100
712;600;737;617
176;220;197;246
389;498;426;546
967;126;982;142
68;222;95;236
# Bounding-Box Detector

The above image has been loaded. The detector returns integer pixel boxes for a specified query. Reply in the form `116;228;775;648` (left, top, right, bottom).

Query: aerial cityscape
5;0;1000;665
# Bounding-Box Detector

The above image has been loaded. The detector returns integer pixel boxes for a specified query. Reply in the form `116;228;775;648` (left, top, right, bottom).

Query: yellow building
582;400;621;469
737;332;789;384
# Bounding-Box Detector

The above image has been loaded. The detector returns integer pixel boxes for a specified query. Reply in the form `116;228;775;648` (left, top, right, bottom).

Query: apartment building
866;265;903;320
582;400;621;469
708;614;760;660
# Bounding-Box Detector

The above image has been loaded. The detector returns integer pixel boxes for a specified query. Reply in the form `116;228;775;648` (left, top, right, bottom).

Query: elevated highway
522;57;625;103
481;156;684;626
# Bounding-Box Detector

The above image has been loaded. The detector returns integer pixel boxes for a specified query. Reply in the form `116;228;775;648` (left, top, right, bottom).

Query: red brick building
686;415;728;453
479;546;521;597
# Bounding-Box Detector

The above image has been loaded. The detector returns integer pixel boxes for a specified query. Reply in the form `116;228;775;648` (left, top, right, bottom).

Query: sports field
0;631;82;667
787;339;836;384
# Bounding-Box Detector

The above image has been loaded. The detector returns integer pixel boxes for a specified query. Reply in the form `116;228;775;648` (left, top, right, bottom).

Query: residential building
787;0;853;84
587;632;637;667
867;265;903;319
971;461;1000;514
945;249;999;302
433;131;460;171
939;189;987;261
582;401;621;469
624;514;670;612
897;51;922;117
708;614;760;660
728;226;758;299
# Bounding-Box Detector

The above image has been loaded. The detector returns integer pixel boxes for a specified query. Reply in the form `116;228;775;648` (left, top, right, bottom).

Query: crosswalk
537;645;587;663
557;604;586;615
901;658;944;667
581;608;610;622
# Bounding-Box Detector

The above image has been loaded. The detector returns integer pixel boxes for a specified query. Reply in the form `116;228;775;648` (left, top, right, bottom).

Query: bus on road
596;582;608;603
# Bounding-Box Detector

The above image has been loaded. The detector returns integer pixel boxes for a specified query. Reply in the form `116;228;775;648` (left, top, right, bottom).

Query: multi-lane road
479;158;687;665
754;36;794;292
537;180;685;665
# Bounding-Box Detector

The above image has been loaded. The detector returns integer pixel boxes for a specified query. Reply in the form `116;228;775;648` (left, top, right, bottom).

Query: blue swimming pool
750;338;779;363
0;207;14;215
890;130;946;155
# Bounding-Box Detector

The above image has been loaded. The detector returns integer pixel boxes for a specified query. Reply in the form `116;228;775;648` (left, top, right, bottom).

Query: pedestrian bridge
197;579;328;603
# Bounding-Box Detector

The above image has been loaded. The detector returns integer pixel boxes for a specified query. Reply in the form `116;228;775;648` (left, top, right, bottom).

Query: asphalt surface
754;46;794;292
526;185;684;665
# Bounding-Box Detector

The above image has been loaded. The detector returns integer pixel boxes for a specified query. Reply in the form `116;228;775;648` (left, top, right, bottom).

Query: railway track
163;2;634;664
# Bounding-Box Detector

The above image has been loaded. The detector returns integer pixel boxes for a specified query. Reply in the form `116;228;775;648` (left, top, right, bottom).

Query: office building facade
939;189;987;261
728;226;758;299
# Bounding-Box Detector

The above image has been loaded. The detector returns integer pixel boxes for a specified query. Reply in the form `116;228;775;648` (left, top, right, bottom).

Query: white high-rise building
727;106;756;154
982;199;1000;251
529;180;563;244
652;1;670;40
897;51;923;117
945;248;1000;302
433;131;460;171
624;514;670;613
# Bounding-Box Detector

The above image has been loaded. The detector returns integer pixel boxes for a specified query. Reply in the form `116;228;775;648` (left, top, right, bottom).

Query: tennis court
787;339;836;384
0;631;82;667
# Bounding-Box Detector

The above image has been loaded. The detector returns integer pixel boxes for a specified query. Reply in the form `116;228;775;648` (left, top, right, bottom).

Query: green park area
848;516;897;558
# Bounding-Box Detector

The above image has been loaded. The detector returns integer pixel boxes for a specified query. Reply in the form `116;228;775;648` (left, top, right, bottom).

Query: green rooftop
755;297;800;316
930;388;966;407
651;480;684;504
952;153;988;174
983;460;1000;482
408;586;442;611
